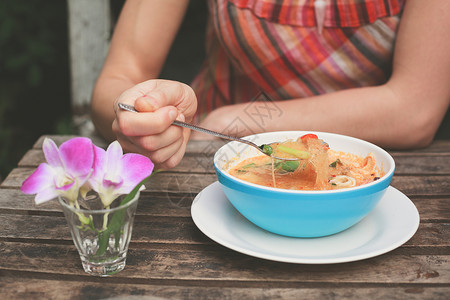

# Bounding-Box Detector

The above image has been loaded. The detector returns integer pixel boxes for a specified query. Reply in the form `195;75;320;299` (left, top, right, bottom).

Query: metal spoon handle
172;120;259;147
118;102;257;147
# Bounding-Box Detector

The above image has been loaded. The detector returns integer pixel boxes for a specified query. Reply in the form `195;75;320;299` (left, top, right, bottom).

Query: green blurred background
0;0;207;182
1;0;72;181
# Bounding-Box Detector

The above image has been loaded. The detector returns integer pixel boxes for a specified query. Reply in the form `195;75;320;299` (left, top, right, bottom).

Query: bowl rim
213;131;395;195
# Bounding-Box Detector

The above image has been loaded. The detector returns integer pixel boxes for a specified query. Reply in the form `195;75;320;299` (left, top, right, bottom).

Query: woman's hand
112;79;197;169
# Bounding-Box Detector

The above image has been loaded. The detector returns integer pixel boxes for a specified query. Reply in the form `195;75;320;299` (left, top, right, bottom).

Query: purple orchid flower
21;137;95;204
89;141;154;207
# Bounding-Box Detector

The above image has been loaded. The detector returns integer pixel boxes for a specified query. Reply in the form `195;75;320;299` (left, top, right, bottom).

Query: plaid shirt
191;0;405;121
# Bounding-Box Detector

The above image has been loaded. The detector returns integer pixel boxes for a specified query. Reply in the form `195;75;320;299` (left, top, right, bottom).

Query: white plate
191;182;420;264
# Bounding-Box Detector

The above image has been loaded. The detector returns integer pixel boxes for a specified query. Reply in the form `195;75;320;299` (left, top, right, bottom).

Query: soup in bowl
213;131;395;237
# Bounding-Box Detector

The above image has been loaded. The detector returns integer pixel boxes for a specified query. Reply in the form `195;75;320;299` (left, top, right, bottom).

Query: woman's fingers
116;105;179;136
145;135;185;165
133;125;184;153
111;79;197;169
113;116;186;165
133;80;197;120
157;137;188;169
114;130;185;167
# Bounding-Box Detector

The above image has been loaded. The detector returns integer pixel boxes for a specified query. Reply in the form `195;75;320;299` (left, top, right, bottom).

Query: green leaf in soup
241;163;256;169
281;161;299;172
329;159;342;168
259;144;273;156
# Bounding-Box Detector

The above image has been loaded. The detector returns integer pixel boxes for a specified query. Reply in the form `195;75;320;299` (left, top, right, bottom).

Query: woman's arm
91;0;190;141
196;0;450;149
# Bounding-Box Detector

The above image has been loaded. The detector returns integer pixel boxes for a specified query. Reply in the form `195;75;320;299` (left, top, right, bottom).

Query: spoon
117;102;299;161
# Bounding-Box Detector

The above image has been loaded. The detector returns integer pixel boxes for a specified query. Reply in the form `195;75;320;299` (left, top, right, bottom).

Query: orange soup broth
228;150;384;191
229;156;318;190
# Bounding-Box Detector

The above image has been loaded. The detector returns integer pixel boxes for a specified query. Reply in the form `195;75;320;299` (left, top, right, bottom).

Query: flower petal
20;163;55;194
105;141;124;175
34;187;59;204
89;145;106;189
59;137;94;180
119;153;154;193
21;163;61;204
43;138;63;168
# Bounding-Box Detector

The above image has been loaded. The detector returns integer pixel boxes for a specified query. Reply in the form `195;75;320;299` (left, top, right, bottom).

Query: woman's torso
192;0;405;121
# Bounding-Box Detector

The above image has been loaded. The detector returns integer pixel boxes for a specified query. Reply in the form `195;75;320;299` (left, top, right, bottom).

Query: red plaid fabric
191;0;405;121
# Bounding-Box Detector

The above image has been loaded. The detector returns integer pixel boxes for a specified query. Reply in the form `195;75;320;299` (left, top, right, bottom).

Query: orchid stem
102;206;110;230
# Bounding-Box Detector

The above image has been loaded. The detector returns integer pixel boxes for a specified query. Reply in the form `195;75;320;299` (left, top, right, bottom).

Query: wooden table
1;135;449;299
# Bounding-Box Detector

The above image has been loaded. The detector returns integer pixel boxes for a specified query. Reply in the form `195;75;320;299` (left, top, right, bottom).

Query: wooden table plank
388;140;450;155
0;189;194;217
3;168;450;196
1;212;449;250
0;275;448;300
393;155;450;174
1;189;449;221
1;241;449;284
17;149;450;175
1;169;219;193
1;217;449;264
1;276;448;300
389;176;450;196
0;214;210;245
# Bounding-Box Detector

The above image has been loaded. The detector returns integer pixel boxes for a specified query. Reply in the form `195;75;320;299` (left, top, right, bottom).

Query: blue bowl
213;131;395;237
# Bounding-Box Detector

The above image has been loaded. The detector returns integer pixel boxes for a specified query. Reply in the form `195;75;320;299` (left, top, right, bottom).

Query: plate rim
191;181;420;264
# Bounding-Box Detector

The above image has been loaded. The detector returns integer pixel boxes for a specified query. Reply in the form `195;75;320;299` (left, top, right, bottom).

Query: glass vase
58;191;140;276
